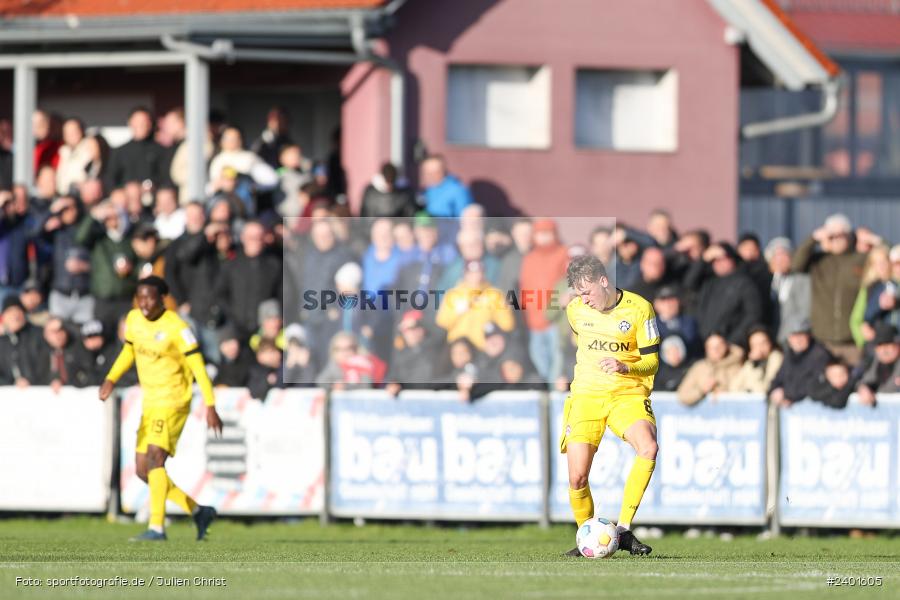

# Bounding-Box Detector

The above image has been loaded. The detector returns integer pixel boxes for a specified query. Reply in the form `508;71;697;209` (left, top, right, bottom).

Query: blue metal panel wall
740;195;900;246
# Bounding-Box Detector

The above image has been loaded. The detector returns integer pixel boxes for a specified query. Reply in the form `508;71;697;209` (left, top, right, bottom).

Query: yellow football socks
568;485;594;527
166;476;198;515
618;456;656;530
148;467;169;531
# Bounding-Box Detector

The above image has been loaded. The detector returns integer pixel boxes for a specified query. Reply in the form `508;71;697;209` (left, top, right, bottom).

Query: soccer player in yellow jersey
561;255;659;556
99;276;223;542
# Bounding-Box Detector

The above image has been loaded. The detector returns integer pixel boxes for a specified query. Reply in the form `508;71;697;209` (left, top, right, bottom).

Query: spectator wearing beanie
310;261;380;367
611;225;644;290
283;323;317;386
71;319;118;387
655;335;690;392
519;219;569;384
768;318;833;408
213;324;253;388
360;162;417;219
247;339;284;401
856;323;900;406
250;299;285;352
653;286;701;360
20;279;50;328
737;232;774;323
765;237;810;346
684;241;762;346
0;295;47;386
385;310;446;395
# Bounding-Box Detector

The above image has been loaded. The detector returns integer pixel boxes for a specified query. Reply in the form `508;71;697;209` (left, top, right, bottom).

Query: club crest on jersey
618;320;631;333
154;331;166;342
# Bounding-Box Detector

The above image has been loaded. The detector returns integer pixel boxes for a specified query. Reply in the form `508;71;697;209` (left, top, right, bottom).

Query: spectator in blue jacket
0;188;34;305
419;155;473;218
362;217;401;293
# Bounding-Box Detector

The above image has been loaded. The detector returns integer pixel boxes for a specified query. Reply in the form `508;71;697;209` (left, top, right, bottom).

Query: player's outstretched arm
99;342;135;401
184;350;222;437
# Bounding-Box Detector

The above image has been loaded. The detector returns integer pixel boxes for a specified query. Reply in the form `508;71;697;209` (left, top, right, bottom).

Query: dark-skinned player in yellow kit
99;276;223;542
560;255;660;556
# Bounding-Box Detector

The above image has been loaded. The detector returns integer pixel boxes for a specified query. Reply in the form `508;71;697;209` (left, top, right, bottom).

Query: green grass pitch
1;517;898;599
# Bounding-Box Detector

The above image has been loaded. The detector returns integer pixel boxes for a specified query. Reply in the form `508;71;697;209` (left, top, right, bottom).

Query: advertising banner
329;390;544;520
779;395;900;528
549;392;767;525
0;387;113;512
120;387;325;515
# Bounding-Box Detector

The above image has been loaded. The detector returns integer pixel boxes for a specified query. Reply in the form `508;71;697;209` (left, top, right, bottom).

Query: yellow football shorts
136;406;191;456
559;393;656;452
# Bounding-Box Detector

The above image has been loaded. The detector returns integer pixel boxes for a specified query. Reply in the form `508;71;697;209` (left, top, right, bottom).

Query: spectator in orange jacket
519;219;569;384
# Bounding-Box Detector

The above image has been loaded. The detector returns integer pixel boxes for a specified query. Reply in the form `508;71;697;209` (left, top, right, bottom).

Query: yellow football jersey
123;309;202;408
566;289;660;398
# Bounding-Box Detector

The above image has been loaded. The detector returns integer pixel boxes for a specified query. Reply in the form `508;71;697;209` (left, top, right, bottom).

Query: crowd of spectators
1;106;899;408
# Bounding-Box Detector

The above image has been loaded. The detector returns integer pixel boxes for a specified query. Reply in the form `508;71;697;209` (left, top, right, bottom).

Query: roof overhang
0;7;394;50
708;0;840;91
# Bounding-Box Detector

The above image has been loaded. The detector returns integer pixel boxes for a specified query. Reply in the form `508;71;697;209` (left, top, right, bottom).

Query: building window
446;65;550;149
575;68;678;152
741;64;900;183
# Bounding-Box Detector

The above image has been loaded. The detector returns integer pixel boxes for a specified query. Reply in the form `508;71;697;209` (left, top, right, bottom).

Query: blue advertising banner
549;392;767;525
779;395;900;528
329;390;544;520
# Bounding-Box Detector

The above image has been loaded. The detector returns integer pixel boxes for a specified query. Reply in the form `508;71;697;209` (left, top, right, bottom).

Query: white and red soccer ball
576;517;619;559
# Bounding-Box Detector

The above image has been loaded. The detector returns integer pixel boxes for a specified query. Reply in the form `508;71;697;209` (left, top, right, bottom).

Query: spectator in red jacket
33;110;62;176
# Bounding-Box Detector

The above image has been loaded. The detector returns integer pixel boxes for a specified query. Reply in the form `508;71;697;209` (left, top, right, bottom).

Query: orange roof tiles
0;0;385;19
761;0;841;76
